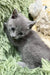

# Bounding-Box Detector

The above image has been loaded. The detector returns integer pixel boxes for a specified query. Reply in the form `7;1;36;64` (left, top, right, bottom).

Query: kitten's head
4;9;36;40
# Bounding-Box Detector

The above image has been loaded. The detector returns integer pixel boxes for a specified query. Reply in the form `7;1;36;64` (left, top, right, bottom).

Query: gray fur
4;9;50;69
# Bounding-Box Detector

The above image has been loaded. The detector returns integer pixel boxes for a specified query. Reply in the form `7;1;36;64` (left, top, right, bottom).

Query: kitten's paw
17;61;27;68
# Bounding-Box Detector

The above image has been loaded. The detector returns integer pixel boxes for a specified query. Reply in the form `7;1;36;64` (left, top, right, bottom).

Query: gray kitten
4;9;50;69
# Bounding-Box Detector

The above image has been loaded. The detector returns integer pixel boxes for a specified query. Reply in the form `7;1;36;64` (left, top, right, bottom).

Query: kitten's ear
3;22;7;32
11;9;18;19
28;21;36;29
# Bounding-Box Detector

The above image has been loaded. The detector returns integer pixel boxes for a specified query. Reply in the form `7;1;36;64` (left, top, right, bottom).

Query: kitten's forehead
8;18;14;26
7;12;34;28
8;16;28;27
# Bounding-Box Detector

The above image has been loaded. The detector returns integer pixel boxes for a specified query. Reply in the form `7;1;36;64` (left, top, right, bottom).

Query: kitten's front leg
17;61;27;68
17;61;36;69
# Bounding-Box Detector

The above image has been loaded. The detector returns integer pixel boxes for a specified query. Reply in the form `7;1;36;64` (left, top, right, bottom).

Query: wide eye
11;27;15;32
18;32;23;35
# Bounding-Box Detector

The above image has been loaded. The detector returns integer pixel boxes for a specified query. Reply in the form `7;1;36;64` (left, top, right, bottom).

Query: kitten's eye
11;27;15;32
18;32;23;35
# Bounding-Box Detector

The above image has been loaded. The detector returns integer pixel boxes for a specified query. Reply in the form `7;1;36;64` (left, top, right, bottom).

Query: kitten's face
4;9;36;40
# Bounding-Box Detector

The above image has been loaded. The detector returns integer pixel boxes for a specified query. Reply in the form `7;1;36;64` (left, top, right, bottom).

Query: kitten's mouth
12;35;24;40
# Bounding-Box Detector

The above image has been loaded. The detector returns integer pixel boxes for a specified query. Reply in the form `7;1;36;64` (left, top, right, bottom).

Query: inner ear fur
28;21;36;29
11;9;18;19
